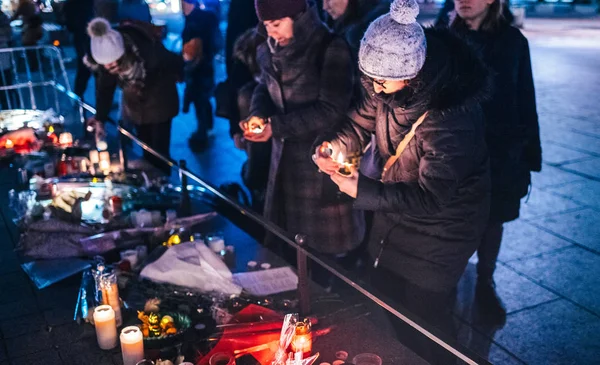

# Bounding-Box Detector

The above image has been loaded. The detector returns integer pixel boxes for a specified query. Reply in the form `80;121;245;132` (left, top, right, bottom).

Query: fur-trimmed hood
380;26;491;114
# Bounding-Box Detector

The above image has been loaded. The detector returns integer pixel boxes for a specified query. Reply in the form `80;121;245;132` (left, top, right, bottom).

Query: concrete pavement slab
560;157;600;180
506;246;600;315
499;219;573;262
5;330;54;359
493;299;600;365
519;188;584;220
540;142;595;165
0;314;46;339
529;208;600;252
531;165;584;189
545;179;600;207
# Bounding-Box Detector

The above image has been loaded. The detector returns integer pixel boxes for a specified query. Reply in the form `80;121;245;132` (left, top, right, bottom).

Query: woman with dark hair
242;0;364;260
314;0;490;361
441;0;541;322
323;0;389;60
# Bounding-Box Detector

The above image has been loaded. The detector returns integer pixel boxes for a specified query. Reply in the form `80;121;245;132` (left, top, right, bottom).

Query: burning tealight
120;326;144;365
336;152;353;177
59;132;73;147
5;139;14;149
93;305;117;350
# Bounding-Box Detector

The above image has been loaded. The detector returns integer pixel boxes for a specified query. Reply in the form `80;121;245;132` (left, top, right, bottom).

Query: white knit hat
358;0;426;81
87;18;125;65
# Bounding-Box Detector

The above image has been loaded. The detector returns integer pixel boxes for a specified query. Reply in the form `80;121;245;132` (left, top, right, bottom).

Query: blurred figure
437;0;513;27
444;0;541;323
225;0;258;77
63;0;95;99
85;18;183;174
118;0;153;23
323;0;389;60
12;0;43;46
229;28;270;212
0;10;14;110
181;0;219;152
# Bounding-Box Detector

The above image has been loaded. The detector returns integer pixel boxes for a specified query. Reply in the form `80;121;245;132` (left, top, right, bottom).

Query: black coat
455;21;541;222
225;0;258;76
250;6;364;254
326;28;491;292
182;7;218;90
91;23;183;125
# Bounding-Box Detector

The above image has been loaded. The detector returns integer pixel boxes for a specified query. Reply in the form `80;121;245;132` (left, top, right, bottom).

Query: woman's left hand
243;122;272;142
330;169;359;198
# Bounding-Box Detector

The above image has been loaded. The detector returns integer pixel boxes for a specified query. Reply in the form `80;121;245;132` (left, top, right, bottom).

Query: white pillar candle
120;326;145;365
59;132;73;147
90;150;100;164
93;305;117;350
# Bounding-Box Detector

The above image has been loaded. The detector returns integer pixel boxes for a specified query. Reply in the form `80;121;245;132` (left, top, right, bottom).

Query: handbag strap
381;112;429;181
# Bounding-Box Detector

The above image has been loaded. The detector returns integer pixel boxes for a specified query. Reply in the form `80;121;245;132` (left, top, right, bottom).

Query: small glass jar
291;318;312;358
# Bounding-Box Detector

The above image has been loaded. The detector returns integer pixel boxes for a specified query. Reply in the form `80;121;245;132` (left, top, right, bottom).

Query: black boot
476;277;507;324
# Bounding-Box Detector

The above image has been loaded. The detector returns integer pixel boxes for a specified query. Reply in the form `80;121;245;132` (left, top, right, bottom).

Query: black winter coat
455;21;541;222
250;6;364;254
91;23;183;125
327;28;491;292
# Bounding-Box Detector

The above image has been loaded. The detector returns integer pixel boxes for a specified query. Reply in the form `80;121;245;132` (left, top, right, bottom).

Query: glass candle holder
94;268;122;326
291;318;312;357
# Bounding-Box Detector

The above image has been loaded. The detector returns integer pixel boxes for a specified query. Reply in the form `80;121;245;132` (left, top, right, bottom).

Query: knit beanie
255;0;307;21
87;18;125;65
358;0;426;81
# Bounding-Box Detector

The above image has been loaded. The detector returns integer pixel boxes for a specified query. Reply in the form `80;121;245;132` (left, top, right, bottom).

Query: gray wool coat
250;6;364;254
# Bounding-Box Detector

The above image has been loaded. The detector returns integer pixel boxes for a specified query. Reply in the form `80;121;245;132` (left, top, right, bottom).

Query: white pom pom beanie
87;18;125;65
358;0;426;81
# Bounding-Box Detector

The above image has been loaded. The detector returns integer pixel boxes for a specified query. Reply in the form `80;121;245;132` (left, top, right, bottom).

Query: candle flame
336;152;345;164
5;139;13;148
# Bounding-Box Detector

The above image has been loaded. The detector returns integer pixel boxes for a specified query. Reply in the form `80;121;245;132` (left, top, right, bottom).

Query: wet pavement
1;12;600;365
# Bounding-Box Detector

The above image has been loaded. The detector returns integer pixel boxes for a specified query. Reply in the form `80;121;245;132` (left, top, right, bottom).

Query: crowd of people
0;0;542;362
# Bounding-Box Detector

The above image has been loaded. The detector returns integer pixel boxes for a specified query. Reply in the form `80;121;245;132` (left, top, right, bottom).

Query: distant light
171;0;180;12
156;2;167;11
53;40;60;47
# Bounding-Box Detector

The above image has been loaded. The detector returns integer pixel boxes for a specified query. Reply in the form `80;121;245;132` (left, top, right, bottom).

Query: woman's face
455;0;495;22
263;18;294;46
323;0;349;20
372;79;409;94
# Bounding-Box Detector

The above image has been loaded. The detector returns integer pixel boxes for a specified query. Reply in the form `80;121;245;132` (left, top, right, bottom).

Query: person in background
63;0;95;100
323;0;389;60
229;28;270;213
0;10;14;110
437;0;513;27
181;0;219;152
225;0;258;77
118;0;152;23
84;18;183;174
12;0;43;47
314;0;490;361
443;0;541;322
243;0;364;265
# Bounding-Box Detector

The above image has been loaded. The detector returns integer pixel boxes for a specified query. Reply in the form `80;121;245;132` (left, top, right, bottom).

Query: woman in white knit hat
315;0;491;362
85;17;183;174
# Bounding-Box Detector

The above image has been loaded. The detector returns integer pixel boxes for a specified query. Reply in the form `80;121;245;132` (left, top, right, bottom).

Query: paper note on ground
233;267;299;296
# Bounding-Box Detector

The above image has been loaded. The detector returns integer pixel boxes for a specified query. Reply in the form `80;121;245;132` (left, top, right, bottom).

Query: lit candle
89;150;99;164
120;326;144;365
59;132;73;147
5;139;14;149
99;151;110;174
291;319;312;357
336;152;352;176
93;305;117;350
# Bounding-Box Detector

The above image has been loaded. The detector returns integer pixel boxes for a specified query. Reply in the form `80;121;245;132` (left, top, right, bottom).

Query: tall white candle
93;305;117;350
90;150;100;164
120;326;144;365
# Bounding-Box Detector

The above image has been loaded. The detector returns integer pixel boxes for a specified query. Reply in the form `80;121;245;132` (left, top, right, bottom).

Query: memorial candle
120;326;144;365
93;305;117;350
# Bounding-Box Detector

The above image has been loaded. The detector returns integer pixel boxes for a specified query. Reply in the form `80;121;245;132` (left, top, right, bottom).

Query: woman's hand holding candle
240;116;272;142
330;168;359;198
313;142;341;175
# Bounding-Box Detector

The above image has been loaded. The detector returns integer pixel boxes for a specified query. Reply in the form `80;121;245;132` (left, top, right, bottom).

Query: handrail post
295;234;311;316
